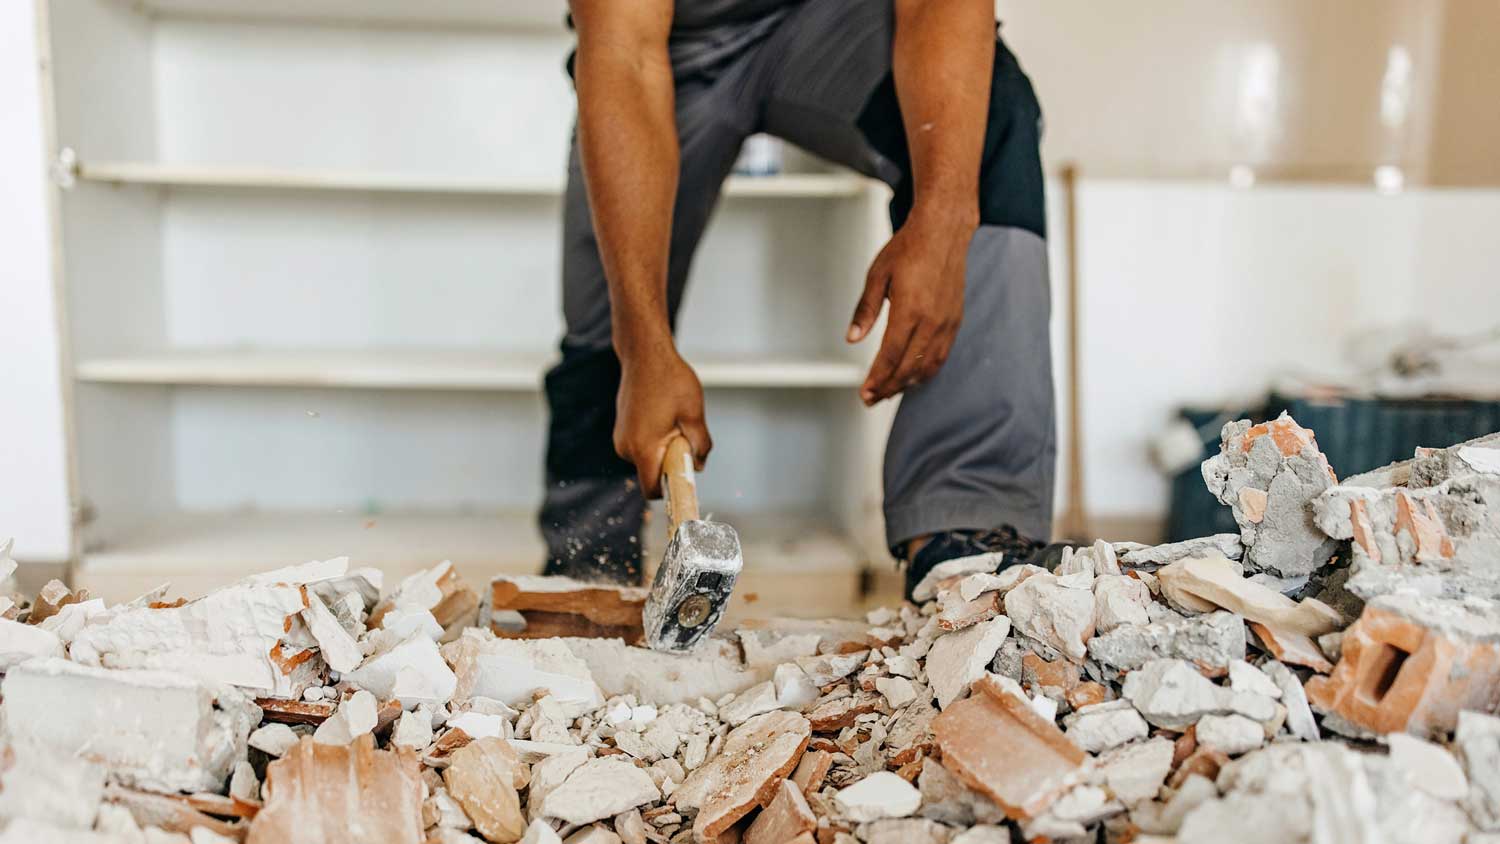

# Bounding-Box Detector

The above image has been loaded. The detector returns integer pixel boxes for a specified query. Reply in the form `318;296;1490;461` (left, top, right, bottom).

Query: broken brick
675;711;811;840
932;674;1086;820
248;735;424;844
1248;621;1333;674
490;574;648;643
743;779;816;844
1305;595;1500;735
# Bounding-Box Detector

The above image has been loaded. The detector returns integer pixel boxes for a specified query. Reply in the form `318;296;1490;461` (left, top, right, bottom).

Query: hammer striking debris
643;434;743;652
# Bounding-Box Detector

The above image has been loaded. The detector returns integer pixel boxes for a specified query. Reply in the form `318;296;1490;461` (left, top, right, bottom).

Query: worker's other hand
847;206;973;405
614;350;712;498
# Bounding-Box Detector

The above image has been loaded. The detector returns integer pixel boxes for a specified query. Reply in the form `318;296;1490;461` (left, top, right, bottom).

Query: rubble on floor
0;414;1498;843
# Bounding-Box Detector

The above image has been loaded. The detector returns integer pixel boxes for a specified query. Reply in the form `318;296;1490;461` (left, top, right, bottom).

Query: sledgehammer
643;434;743;652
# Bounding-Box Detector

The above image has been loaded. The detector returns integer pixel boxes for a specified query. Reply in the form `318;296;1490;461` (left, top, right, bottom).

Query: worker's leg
744;4;1054;562
877;44;1055;554
540;80;746;585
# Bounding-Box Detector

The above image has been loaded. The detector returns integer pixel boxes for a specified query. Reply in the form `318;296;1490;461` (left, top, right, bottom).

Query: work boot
897;525;1048;603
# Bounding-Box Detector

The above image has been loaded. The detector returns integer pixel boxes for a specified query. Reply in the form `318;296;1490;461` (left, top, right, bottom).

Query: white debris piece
301;591;363;673
445;633;604;717
313;690;379;745
393;708;436;751
1228;660;1283;699
1092;575;1151;633
1195;714;1264;755
449;711;509;740
1122;658;1274;729
243;556;350;586
345;632;457;707
1387;733;1468;802
248;722;299;757
1004;572;1095;661
1455;711;1500;831
912;553;1005;602
926;617;1011;709
520;819;564;844
876;676;918;709
37;598;107;645
0;741;105;831
1099;737;1176;807
0;616;64;669
68;581;320;698
1065;701;1150;753
719;681;782;726
835;771;922;821
2;658;257;794
539;758;659;825
773;663;820;710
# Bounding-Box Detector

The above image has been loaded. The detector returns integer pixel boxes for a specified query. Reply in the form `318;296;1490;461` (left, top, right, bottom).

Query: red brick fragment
1305;599;1500;735
932;674;1085;820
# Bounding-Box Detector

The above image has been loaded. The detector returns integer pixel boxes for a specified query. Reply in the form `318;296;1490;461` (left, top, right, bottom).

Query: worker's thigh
738;0;1045;238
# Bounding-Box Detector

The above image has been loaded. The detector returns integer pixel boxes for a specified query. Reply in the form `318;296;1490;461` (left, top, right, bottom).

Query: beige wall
1428;0;1500;186
998;0;1497;186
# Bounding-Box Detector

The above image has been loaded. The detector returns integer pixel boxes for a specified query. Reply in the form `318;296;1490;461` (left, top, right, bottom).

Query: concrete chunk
1088;611;1246;674
2;658;258;794
926;617;1011;709
69;582;320;698
1200;414;1339;577
539;758;659;826
1004;573;1095;662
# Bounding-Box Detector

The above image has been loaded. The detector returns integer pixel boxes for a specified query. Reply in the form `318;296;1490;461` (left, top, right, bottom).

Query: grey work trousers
540;0;1056;584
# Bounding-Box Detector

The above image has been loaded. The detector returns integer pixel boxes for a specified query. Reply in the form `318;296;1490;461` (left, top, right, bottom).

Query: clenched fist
614;350;713;498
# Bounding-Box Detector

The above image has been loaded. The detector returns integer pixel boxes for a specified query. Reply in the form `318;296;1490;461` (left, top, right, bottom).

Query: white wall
1055;180;1500;533
0;0;73;561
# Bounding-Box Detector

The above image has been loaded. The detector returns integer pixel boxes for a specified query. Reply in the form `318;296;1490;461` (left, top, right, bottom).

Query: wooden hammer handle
662;433;700;533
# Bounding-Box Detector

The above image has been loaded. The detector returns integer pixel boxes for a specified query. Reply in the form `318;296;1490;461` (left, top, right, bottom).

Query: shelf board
75;350;866;390
121;0;572;31
76;161;869;199
77;509;872;615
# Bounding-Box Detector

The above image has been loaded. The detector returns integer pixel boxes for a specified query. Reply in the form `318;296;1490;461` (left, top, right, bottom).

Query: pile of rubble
1;414;1499;844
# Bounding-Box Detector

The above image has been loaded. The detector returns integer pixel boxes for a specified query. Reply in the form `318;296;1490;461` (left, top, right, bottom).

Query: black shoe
896;525;1046;602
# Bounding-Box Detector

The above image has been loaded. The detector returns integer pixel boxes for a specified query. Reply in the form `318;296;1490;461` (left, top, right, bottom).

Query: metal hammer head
643;518;743;652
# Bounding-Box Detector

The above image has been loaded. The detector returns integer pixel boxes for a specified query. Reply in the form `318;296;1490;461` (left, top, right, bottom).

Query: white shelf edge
75;161;869;199
77;509;867;575
74;351;866;390
119;0;572;32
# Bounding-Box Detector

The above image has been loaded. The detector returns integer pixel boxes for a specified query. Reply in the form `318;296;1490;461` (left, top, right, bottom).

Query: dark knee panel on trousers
856;35;1046;238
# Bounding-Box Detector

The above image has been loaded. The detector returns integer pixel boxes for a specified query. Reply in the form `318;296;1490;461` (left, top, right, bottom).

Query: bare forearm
573;0;679;364
892;0;993;225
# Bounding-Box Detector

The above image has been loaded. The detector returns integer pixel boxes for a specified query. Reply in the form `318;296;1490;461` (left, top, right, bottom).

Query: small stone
1387;733;1468;802
835;771;922;822
1194;714;1264;755
719;681;784;726
312;690;378;746
444;738;529;844
1098;737;1175;806
393;709;435;751
248;723;300;758
1064;703;1149;754
875;677;918;709
520;820;562;844
1228;660;1283;699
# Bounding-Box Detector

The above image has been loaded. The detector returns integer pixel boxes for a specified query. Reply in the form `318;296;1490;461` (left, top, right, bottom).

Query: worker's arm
571;0;710;497
848;0;994;405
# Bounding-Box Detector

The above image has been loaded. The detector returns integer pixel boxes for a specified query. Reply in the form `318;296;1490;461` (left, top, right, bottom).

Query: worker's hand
847;206;973;405
614;350;713;498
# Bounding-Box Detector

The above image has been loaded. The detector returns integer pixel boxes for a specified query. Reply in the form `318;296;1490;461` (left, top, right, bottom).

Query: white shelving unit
43;0;894;608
